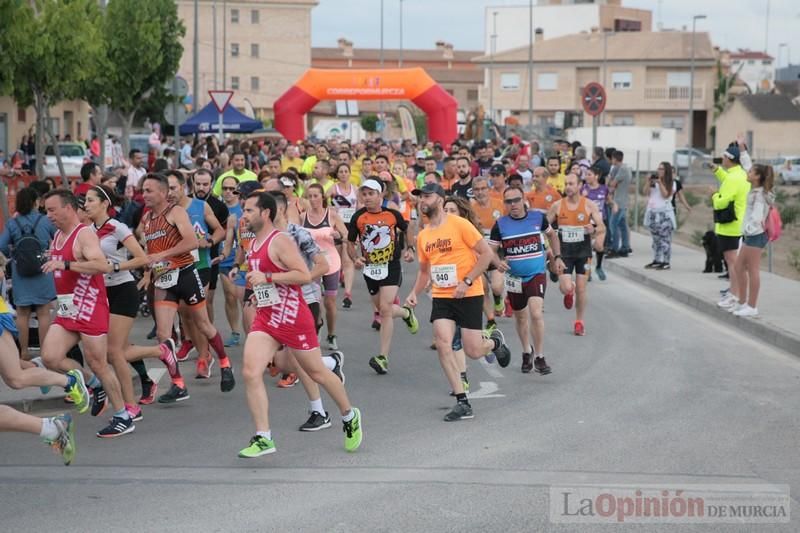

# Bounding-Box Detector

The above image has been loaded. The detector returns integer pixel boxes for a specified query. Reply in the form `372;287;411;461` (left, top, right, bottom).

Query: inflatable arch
273;68;458;144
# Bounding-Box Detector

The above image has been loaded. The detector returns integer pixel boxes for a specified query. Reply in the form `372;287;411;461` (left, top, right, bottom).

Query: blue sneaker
224;332;241;347
31;357;51;395
596;267;606;281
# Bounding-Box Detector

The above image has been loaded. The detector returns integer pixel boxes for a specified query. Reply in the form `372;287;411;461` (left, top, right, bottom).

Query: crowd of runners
1;135;616;462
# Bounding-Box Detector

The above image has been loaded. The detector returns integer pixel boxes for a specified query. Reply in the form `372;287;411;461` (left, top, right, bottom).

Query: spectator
0;187;56;360
512;153;533;189
591;146;611;183
607;150;632;257
643;162;676;270
75;161;102;197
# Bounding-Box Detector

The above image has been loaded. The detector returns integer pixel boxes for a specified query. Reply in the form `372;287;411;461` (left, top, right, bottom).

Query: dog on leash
701;230;725;273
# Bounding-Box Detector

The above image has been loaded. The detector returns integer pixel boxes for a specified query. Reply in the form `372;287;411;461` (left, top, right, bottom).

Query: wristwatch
113;262;120;273
463;276;473;287
64;260;71;271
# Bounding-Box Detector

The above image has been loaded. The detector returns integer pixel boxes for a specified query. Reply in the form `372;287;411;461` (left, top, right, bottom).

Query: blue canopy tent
179;102;263;135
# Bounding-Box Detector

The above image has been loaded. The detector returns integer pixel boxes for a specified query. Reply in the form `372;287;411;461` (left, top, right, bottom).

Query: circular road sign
582;82;606;117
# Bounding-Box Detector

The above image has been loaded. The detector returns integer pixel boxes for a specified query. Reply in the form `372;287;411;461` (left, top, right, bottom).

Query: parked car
772;155;800;185
43;143;90;177
128;134;152;158
673;148;711;170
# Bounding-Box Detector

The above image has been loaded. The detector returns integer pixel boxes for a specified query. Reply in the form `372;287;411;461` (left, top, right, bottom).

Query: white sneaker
727;302;743;313
717;295;737;308
733;305;759;317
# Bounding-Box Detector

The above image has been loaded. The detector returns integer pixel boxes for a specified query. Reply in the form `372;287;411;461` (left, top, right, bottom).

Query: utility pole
489;11;498;125
212;0;218;90
223;0;227;90
687;14;706;180
193;0;199;111
528;0;533;131
399;0;403;67
379;0;384;125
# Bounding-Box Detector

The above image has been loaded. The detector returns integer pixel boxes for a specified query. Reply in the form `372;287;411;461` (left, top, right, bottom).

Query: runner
547;173;606;336
347;179;418;375
488;163;508;201
39;189;134;438
303;183;348;350
328;163;358;309
237;191;362;457
581;166;610;281
489;186;558;374
139;174;234;402
405;183;511;422
216;175;244;346
469;175;506;328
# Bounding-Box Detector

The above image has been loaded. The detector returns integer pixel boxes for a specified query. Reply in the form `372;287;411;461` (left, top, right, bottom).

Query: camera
712;157;722;164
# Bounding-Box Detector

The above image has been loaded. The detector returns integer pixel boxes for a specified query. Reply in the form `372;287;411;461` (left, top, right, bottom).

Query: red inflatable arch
273;68;458;144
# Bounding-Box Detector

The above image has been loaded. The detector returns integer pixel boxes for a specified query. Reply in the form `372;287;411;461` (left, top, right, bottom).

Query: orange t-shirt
417;214;484;299
526;186;562;214
440;175;458;193
470;197;504;236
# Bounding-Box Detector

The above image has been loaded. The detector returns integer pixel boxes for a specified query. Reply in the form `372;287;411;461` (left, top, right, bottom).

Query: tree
361;114;379;136
0;0;103;178
710;60;743;150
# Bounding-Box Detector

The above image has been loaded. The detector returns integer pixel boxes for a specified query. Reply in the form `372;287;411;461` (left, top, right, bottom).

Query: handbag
713;201;737;224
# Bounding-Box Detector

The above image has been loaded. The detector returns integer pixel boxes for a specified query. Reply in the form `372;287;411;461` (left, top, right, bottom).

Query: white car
773;156;800;185
43;143;90;177
673;148;711;170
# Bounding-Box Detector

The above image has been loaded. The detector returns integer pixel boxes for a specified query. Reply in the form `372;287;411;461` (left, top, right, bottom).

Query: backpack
12;215;45;277
765;205;782;242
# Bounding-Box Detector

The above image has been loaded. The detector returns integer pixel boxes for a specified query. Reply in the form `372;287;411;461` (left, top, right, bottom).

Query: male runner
489;186;559;374
140;174;234;402
470;175;505;326
192;169;229;325
546;173;605;336
216;175;244;346
238;192;362;457
347;179;418;375
405;183;511;422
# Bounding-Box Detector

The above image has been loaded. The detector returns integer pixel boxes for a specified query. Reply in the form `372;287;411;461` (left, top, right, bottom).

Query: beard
195;190;208;199
246;219;263;233
458;170;471;180
420;202;439;217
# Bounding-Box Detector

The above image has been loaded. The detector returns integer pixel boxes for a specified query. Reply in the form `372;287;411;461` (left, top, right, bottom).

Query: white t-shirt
94;218;135;287
647;181;676;210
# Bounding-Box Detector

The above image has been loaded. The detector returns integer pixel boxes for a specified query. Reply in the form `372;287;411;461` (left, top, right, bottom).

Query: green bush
360;114;378;133
789;249;800;273
773;188;790;205
683;190;702;207
779;204;799;226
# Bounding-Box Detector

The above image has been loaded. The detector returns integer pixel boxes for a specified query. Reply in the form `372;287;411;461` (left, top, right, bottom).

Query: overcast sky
311;0;800;67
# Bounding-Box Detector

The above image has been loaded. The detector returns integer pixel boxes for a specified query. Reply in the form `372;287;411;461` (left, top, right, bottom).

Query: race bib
56;293;77;318
155;269;179;289
339;207;355;224
504;274;523;294
364;263;388;281
431;264;457;288
561;225;585;243
191;248;200;263
254;283;280;308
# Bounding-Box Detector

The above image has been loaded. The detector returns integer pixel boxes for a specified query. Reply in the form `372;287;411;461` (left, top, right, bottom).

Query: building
776;64;800;82
484;0;651;55
175;0;317;120
714;94;800;159
473;29;716;149
723;49;775;94
0;97;90;157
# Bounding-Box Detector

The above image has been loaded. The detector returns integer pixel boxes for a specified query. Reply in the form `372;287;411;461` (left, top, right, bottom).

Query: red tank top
142;204;194;269
51;224;109;330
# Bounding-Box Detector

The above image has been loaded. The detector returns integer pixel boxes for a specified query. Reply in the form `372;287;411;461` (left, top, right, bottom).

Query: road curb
3;395;69;414
603;259;800;357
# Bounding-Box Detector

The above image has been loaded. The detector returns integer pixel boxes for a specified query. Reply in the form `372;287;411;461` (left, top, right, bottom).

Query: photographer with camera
642;162;677;270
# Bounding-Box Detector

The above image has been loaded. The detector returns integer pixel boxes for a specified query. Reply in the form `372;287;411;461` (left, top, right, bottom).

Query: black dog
701;230;725;273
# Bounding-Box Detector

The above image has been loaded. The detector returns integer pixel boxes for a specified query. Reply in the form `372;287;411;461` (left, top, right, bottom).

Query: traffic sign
208;90;234;113
582;82;606;117
163;103;189;126
166;76;189;98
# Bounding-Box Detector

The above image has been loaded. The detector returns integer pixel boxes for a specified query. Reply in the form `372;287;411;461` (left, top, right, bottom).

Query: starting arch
273;68;458;144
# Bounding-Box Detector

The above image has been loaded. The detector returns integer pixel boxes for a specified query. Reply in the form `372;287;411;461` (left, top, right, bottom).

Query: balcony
644;86;704;102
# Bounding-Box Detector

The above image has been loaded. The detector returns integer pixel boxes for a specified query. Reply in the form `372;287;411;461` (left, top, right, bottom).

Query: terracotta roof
738;93;800;121
473;31;715;63
423;68;483;84
312;47;480;63
729;49;774;60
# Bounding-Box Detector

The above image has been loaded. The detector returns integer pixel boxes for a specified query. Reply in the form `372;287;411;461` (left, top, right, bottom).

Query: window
231;43;239;57
251;43;259;58
467;89;479;100
17;107;26;122
231;9;239;23
612;115;634;126
667;72;690;87
612;71;632;90
251;10;259;24
231;76;240;90
500;73;520;90
661;115;685;131
762;60;772;65
537;72;557;90
251;77;260;92
747;60;755;65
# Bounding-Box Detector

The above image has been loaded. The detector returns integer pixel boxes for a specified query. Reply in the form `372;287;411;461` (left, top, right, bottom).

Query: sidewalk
603;231;800;356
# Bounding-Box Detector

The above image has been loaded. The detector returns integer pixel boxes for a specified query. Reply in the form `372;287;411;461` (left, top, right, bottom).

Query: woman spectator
731;164;775;317
0;188;56;360
643;162;676;270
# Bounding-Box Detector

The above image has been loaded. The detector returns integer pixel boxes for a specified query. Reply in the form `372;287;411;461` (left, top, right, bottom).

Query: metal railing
644;86;703;101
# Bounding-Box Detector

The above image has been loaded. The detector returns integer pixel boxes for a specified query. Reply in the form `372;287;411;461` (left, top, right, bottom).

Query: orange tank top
142;204;194;269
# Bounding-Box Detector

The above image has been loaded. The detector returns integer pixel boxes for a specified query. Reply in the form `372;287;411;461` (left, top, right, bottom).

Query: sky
311;0;800;67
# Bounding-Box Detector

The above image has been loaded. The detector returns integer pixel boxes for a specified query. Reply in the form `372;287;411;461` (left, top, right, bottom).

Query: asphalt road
1;262;798;532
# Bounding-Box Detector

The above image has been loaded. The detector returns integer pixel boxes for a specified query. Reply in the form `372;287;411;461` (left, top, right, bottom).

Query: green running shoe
238;435;276;458
343;408;363;452
369;355;388;375
65;370;90;414
402;305;419;334
47;414;76;466
493;296;504;314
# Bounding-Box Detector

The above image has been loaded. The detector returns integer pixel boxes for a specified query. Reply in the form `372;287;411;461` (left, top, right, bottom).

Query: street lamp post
193;0;198;112
379;0;384;125
399;0;403;67
687;14;706;181
778;42;789;68
528;0;533;130
489;11;498;125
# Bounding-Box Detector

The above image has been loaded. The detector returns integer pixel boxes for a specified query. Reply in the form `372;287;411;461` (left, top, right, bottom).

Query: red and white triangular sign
208;90;234;113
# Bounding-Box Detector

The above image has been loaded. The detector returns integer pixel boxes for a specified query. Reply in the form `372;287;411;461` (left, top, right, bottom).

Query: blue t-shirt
220;203;242;269
489;210;549;281
186;198;210;269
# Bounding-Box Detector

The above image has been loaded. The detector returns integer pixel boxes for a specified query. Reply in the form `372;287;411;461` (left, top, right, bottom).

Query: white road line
479;358;504;379
469;381;505;399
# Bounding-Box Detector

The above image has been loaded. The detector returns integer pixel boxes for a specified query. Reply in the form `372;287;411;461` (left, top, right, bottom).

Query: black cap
412;183;446;198
236;180;263;196
489;164;506;175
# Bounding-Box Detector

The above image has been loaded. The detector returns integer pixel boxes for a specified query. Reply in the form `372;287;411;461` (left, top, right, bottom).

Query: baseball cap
236;180;263;197
415;150;427;159
279;176;295;188
360;179;383;193
723;145;741;163
412;183;446;198
489;164;506;175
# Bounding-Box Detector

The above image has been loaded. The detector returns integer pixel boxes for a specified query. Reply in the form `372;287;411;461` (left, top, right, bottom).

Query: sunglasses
221;186;237;191
504;197;523;205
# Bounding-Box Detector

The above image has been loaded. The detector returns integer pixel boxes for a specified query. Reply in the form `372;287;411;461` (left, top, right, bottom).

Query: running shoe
268;364;280;378
96;415;135;438
595;267;606;281
574;320;585;336
90;386;107;417
733;304;759;317
146;326;157;340
493;295;504;314
30;357;51;394
277;373;298;388
342;294;352;309
238;435;276;458
223;332;241;347
368;355;388;375
489;329;511;368
195;355;214;379
644;261;662;269
534;356;552;375
46;414;75;466
444;402;474;422
220;366;235;392
159;339;179;377
563;289;575;310
343;408;363;452
65;369;89;414
327;335;338;350
402;305;419;334
158;384;190;404
299;411;332;432
485;319;497;334
175;340;194;362
371;312;381;331
655;263;671;270
521;352;533;374
330;351;345;384
139;379;157;405
717;294;738;309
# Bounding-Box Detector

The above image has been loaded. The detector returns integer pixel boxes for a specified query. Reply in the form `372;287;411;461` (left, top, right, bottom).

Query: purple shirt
581;183;609;219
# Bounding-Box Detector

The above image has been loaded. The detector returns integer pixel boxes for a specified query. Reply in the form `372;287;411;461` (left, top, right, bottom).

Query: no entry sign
582;82;606;117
